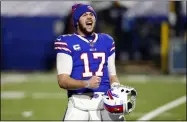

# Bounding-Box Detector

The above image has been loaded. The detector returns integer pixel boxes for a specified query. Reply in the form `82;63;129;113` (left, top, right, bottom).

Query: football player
54;3;129;121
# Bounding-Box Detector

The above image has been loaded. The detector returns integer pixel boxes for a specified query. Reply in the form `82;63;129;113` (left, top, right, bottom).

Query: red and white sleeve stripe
54;47;71;53
54;42;68;46
110;42;115;52
54;41;71;53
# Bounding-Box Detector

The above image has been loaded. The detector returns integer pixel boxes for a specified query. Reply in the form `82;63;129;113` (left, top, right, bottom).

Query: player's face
78;12;96;35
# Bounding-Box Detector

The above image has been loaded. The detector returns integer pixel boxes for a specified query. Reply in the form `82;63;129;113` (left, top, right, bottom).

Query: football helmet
103;86;137;115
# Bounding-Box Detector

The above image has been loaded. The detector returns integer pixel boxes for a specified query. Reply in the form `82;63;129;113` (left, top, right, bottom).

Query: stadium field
1;72;186;121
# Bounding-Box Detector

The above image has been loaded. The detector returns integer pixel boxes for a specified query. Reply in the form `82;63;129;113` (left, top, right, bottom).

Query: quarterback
54;3;136;121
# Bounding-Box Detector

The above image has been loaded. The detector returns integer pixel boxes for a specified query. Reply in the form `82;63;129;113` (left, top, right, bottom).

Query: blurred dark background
1;1;186;74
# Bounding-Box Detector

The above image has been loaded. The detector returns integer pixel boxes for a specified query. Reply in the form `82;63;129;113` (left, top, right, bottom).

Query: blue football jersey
54;33;115;97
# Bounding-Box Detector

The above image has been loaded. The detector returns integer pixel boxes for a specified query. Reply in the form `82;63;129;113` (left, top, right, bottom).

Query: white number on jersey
81;52;105;77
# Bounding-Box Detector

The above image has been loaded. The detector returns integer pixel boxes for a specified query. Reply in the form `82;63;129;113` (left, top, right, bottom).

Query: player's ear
76;22;79;28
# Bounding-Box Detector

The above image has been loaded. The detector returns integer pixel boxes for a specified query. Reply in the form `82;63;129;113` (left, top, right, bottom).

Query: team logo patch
89;48;97;51
73;44;81;51
114;108;120;112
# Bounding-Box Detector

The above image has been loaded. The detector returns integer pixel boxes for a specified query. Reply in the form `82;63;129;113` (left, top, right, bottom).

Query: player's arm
108;53;121;87
106;34;121;87
58;74;86;90
56;53;85;89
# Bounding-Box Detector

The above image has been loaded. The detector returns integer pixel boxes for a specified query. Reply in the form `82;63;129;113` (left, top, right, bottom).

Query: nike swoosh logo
56;38;61;41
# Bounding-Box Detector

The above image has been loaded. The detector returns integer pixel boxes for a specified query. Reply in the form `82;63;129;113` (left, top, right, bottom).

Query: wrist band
84;80;90;88
111;82;120;87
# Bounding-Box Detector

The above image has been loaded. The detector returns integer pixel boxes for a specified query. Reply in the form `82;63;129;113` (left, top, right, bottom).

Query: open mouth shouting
86;20;93;29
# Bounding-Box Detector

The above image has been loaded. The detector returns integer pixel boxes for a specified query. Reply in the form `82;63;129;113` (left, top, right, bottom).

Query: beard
77;21;95;35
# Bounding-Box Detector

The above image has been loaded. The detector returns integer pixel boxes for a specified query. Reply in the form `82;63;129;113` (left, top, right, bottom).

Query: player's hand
111;82;121;88
85;76;101;88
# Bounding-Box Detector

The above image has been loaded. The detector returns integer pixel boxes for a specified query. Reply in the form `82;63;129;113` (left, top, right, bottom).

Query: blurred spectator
184;20;187;40
133;18;152;61
97;1;128;60
174;1;182;37
169;1;184;37
131;16;163;66
63;11;74;34
121;14;134;61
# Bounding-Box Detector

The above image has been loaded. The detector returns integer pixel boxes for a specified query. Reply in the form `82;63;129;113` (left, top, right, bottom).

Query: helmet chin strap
119;115;124;119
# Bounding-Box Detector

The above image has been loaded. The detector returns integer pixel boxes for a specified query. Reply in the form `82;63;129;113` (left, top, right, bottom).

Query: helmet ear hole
121;89;124;92
131;90;137;96
128;102;132;109
126;90;130;93
106;97;109;100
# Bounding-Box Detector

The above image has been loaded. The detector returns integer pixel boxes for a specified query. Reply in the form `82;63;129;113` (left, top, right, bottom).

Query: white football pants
63;94;125;121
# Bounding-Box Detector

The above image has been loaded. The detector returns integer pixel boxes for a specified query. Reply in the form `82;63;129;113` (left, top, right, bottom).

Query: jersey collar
74;33;98;44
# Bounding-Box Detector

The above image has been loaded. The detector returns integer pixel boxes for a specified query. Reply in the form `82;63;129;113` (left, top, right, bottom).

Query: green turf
152;103;186;121
1;74;186;121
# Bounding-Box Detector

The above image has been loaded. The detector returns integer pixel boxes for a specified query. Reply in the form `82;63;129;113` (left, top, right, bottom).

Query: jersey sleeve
54;35;72;56
57;53;73;75
105;34;115;56
108;53;117;76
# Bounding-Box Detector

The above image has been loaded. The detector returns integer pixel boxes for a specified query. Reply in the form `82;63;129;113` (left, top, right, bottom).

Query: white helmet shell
103;86;137;115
